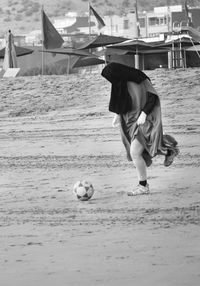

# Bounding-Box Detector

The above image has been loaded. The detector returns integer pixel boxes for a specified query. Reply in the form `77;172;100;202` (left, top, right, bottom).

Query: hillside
0;0;193;36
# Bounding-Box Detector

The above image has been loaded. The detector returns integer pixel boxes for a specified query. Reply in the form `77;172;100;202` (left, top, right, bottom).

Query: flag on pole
134;0;140;38
184;0;194;27
89;4;105;29
41;8;64;49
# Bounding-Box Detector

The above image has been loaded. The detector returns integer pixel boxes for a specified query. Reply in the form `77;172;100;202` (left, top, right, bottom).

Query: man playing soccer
102;62;179;196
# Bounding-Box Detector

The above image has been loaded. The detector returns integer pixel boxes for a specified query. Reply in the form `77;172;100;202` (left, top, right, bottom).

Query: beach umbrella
72;56;105;68
77;34;129;70
41;47;96;57
108;39;155;53
0;45;33;59
78;34;130;50
41;47;97;74
2;30;18;70
106;46;169;56
106;39;157;69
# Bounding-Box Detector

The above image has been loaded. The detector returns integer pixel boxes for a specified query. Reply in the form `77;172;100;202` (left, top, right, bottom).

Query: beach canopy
78;34;130;50
0;45;34;59
107;39;155;52
41;47;96;57
107;39;159;54
72;56;105;68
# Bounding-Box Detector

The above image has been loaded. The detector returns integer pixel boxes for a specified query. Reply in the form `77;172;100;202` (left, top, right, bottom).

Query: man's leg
130;138;147;181
127;138;149;196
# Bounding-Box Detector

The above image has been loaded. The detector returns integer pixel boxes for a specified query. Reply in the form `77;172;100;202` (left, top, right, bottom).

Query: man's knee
130;139;144;161
130;148;141;161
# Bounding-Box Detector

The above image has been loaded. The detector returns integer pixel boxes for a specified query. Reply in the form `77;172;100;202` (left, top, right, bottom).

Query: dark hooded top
101;62;179;167
101;62;153;114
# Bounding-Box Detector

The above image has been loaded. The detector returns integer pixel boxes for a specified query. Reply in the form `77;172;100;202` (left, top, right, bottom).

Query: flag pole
134;0;140;69
88;1;92;74
135;0;139;38
88;1;91;38
67;55;70;75
41;5;44;75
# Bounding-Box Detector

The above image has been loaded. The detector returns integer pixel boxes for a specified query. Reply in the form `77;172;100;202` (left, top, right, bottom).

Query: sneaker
127;184;150;196
164;147;179;167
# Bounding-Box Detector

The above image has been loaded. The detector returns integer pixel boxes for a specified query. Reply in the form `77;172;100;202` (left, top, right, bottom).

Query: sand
0;68;200;286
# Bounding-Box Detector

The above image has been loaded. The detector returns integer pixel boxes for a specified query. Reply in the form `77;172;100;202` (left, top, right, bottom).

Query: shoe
127;184;150;196
164;147;179;167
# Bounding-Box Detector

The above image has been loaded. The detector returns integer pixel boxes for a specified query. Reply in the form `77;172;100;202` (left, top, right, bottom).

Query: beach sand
0;68;200;286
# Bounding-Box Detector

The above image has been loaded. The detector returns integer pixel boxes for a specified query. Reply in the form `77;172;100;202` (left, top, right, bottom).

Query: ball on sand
73;180;94;201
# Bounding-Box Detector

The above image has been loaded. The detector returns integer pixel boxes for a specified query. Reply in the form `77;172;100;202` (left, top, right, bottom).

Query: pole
135;47;139;69
135;0;139;38
67;55;70;75
172;41;175;68
183;48;187;68
41;5;44;75
190;38;200;60
103;47;107;67
42;40;44;75
88;1;92;73
88;1;91;38
179;39;182;68
135;54;139;69
134;0;140;69
168;50;172;69
110;15;113;36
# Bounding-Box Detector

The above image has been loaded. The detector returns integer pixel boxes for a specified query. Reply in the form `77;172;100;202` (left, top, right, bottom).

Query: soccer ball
73;180;95;201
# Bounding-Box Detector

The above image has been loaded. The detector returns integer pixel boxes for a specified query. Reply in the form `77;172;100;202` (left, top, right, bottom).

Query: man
101;62;179;195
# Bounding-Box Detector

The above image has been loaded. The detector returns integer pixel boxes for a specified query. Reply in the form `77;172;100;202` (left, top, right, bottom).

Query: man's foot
164;147;179;167
127;184;150;196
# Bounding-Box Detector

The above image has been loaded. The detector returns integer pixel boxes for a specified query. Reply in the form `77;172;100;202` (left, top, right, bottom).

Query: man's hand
112;114;120;127
137;111;147;125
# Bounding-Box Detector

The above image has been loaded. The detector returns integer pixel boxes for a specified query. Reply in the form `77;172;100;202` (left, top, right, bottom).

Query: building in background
1;4;200;72
139;5;200;38
0;4;198;47
0;4;200;47
52;5;200;43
